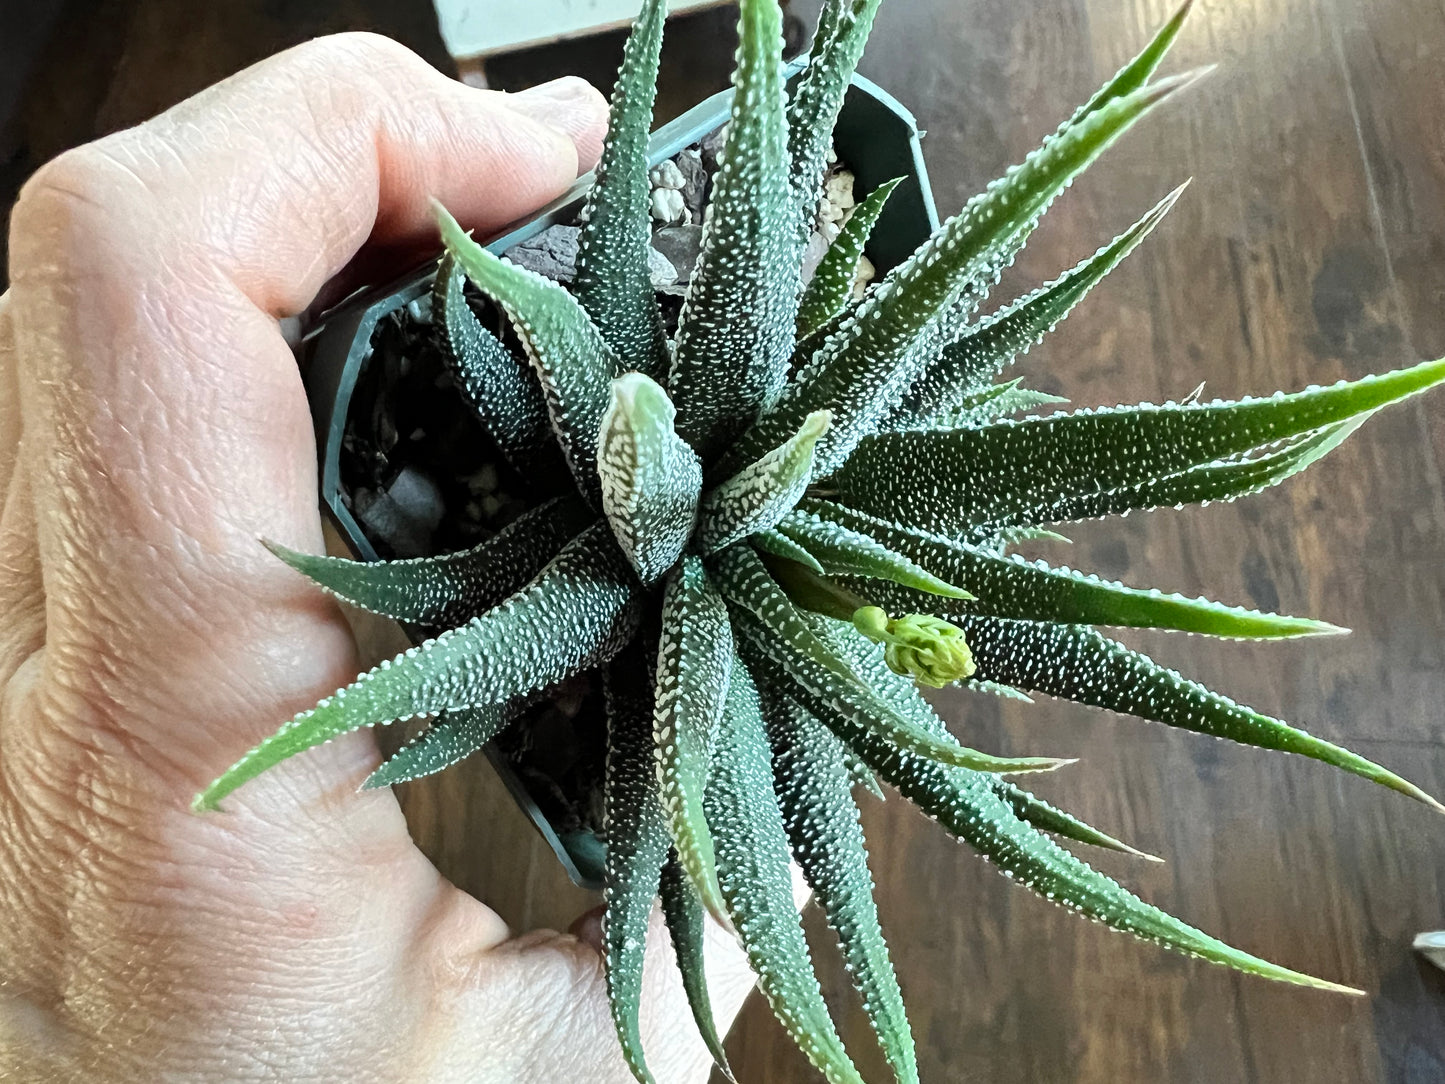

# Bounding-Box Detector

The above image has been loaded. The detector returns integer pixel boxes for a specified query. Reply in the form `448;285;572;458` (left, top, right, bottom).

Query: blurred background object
3;2;1444;1081
1417;932;1445;973
435;0;732;86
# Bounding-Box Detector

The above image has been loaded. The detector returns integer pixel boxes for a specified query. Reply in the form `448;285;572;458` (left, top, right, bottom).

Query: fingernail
512;76;599;106
507;77;607;173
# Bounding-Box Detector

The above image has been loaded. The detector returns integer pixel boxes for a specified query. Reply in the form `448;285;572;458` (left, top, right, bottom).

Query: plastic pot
296;69;940;890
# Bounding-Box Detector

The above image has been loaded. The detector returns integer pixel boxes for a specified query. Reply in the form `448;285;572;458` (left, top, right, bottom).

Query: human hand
0;35;766;1083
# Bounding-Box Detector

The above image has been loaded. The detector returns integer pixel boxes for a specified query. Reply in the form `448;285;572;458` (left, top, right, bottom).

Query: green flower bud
852;606;976;688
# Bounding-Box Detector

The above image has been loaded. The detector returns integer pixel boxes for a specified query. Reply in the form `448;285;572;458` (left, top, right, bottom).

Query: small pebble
467;463;499;494
649;187;688;226
853;253;877;298
651;225;704;283
356;467;445;557
817;169;857;229
648;247;679;288
673;149;708;221
504;224;581;282
800;230;831;287
700;122;730;172
827;170;857;210
648;159;686;190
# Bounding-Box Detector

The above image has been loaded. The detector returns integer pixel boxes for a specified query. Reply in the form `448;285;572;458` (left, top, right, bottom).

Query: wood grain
6;0;1443;1080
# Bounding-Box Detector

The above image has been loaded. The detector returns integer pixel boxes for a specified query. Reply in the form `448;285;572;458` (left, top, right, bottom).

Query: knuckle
15;146;114;230
288;31;429;82
11;141;149;256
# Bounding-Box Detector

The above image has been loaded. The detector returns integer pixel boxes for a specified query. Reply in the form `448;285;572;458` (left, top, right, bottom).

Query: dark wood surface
6;1;1444;1081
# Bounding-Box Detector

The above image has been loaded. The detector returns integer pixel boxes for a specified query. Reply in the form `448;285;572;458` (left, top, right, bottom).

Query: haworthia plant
199;2;1445;1080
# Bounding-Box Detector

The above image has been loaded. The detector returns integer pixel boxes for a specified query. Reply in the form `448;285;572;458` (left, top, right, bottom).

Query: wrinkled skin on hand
0;34;769;1083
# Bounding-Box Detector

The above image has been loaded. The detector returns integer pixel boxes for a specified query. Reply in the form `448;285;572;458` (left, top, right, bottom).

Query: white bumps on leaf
698;410;833;553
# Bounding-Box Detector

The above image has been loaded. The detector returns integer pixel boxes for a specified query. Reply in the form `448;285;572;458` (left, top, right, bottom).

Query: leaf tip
802;408;835;440
1369;767;1445;815
430;197;461;236
1003;756;1078;775
1414;788;1445;817
1146;62;1218;105
259;536;309;571
1313;977;1368;997
609;370;674;423
1154;177;1192;218
938;584;978;601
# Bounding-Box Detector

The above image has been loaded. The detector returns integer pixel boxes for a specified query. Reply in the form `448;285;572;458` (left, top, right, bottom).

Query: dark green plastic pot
296;70;940;890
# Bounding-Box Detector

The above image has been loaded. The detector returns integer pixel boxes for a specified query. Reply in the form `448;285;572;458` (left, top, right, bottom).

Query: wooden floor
6;1;1445;1081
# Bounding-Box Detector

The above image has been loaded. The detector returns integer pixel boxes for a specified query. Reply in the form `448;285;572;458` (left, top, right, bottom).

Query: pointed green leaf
573;0;670;380
1065;0;1196;131
764;693;919;1084
931;379;1070;429
992;778;1160;861
658;856;733;1082
602;643;670;1084
981;526;1073;555
806;0;848;62
433;254;555;470
787;0;1196;380
1040;417;1366;526
798;178;903;340
777;507;973;601
714;545;1069;775
654;557;735;923
971;680;1035;704
752;529;827;574
832;358;1445;537
798;613;1359;993
955;614;1444;812
806;499;1340;639
893;186;1184;428
436;202;618;502
599;373;702;583
843;744;886;800
263;495;592;627
196;523;641;811
704;659;867;1084
787;1;886;239
362;707;506;790
698;410;832;553
757;549;873;624
864;721;1352;991
724;70;1205;482
670;0;796;459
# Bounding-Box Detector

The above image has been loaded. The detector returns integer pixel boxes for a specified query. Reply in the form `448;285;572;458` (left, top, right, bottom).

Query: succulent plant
197;1;1445;1081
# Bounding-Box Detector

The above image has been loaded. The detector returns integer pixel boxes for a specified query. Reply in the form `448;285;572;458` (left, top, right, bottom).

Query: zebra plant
198;1;1445;1081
